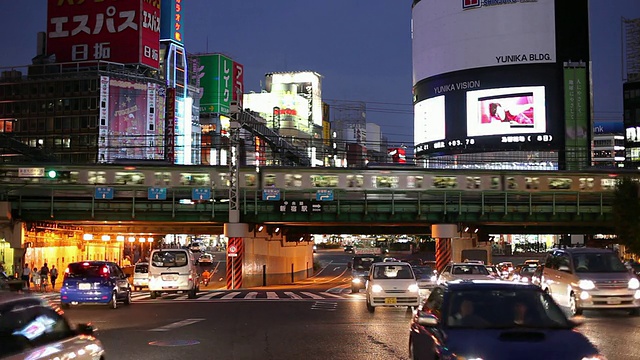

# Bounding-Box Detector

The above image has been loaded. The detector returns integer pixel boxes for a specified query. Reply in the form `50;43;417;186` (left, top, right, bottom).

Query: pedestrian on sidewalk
32;267;40;292
21;264;31;290
50;265;59;290
40;263;50;292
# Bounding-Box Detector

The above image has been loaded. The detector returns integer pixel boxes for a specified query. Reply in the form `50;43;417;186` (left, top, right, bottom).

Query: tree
612;177;640;255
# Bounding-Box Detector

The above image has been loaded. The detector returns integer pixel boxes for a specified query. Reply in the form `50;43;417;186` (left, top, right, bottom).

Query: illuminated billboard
160;0;184;44
266;72;323;127
47;0;160;68
232;62;244;110
243;92;313;135
412;0;556;82
413;64;561;156
198;54;233;114
98;77;165;163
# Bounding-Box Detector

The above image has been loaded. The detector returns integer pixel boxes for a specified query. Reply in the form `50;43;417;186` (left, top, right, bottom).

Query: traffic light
45;169;71;181
46;170;58;179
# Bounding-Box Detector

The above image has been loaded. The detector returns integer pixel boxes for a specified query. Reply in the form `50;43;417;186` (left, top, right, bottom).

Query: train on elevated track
0;164;631;194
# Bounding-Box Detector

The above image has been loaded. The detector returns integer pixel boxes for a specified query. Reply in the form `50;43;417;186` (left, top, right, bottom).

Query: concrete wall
243;232;314;287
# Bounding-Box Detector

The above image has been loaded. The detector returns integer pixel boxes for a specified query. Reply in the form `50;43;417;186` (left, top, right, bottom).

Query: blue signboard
192;188;211;201
94;187;114;200
148;187;167;200
262;188;281;201
316;189;334;201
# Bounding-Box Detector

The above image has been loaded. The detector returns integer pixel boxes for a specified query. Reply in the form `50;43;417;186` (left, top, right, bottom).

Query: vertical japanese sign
232;61;244;110
165;88;176;163
564;66;588;169
160;0;183;44
47;0;160;68
322;103;331;146
198;54;233;115
98;76;110;163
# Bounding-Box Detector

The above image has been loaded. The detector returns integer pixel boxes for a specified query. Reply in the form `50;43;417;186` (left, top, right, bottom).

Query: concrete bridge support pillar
224;223;248;290
432;224;457;273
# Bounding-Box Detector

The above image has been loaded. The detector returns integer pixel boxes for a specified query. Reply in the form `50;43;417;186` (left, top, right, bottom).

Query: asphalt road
49;250;640;360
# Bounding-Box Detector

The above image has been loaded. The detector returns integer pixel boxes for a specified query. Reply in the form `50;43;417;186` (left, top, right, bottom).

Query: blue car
409;280;605;360
60;261;132;309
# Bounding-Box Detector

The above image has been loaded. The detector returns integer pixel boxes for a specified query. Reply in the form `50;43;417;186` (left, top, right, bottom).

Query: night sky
1;0;639;147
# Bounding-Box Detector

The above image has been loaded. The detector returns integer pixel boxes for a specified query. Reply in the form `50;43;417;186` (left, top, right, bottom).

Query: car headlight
582;355;607;360
352;278;361;284
430;275;437;282
520;277;529;283
629;278;640;290
371;284;383;293
578;280;596;290
408;284;419;292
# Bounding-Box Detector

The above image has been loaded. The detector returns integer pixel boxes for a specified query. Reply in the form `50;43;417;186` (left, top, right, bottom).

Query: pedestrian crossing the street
36;288;364;303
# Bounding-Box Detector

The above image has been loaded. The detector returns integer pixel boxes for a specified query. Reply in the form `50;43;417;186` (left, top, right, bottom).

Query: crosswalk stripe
245;292;257;299
320;292;343;298
284;292;302;299
301;292;324;299
199;292;225;300
266;292;278;299
221;292;241;299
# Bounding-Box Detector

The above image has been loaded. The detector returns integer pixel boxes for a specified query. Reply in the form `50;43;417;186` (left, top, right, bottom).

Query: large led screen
412;0;556;83
414;95;445;145
413;64;562;157
466;86;546;137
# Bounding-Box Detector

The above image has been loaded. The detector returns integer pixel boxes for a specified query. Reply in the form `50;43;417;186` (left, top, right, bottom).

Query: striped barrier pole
435;238;452;273
226;237;244;289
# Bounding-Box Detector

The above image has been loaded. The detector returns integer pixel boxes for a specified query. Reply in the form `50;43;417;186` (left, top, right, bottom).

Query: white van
148;249;200;299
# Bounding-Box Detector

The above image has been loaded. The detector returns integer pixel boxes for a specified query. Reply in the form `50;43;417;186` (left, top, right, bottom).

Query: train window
219;173;230;187
244;174;257;187
525;177;539;190
180;173;210;186
548;178;572;190
433;176;457;189
154;172;172;186
285;174;303;187
311;175;339;187
490;176;501;190
407;176;423;189
579;177;595;190
115;172;145;185
466;177;481;189
601;178;617;190
373;176;399;189
88;171;106;184
506;177;518;190
346;175;363;188
264;174;276;187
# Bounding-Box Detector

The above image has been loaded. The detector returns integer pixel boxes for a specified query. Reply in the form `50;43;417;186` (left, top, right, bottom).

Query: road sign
192;188;211;201
148;187;167;200
18;168;45;178
316;189;334;201
262;188;281;201
94;187;114;200
277;200;323;213
228;244;238;257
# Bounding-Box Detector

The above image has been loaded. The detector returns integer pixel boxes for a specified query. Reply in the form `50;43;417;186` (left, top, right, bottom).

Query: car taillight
63;267;70;279
101;266;110;277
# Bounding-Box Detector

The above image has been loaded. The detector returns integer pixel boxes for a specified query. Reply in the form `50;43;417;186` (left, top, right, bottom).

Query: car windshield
413;266;434;278
572;252;627;273
373;264;414;279
353;256;382;270
151;251;188;267
452;265;489;275
135;264;148;273
66;263;105;278
445;289;571;329
519;266;538;275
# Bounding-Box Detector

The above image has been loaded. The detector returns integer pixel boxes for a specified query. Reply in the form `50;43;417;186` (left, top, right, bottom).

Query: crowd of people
19;263;59;292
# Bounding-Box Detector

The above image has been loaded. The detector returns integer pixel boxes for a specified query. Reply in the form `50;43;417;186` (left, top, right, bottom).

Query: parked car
408;281;605;360
132;262;149;291
0;291;105;359
542;247;640;316
60;261;132;309
365;261;420;313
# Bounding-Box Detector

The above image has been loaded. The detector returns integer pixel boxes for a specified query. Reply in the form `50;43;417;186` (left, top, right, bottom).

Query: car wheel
124;290;132;305
630;308;640;316
569;292;582;316
150;291;157;299
366;297;375;313
109;292;118;309
188;287;197;299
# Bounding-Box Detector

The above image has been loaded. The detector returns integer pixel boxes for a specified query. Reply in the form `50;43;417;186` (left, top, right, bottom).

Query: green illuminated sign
198;54;233;115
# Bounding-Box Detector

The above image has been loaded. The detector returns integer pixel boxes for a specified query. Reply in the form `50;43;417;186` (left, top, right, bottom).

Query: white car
365;261;420;313
0;292;105;359
198;253;214;264
132;262;149;291
437;263;496;285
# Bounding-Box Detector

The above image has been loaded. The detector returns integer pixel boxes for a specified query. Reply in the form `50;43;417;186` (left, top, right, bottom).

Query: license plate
607;298;622;305
162;275;178;281
384;297;397;304
78;283;91;290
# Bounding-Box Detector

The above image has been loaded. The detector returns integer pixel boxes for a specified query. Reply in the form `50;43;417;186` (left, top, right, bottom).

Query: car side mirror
558;266;571;272
417;312;439;327
77;323;95;336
